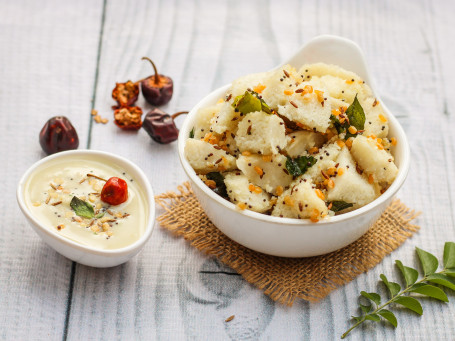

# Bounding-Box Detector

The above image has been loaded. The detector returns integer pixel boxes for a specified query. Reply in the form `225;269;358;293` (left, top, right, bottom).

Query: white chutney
24;155;148;250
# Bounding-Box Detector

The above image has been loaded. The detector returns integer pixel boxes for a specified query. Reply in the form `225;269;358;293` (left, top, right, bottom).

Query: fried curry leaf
232;90;272;115
345;95;366;139
285;155;317;177
330;115;345;134
70;196;95;219
330;95;366;139
189;127;195;138
206;172;228;198
330;201;354;212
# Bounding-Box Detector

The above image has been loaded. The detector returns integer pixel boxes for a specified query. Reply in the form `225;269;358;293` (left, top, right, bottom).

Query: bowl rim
16;149;155;256
177;41;410;227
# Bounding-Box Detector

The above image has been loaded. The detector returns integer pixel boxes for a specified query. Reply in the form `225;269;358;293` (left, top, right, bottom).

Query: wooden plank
0;0;103;339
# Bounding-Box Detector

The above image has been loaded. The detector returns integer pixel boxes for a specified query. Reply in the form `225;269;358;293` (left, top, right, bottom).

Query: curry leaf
360;291;381;306
232;90;272;115
359;303;372;314
95;211;105;219
378;309;398;328
396;260;419;286
393;296;423;315
285;156;317;177
443;242;455;269
330;115;345;134
346;95;366;130
206;172;228;198
330;201;353;213
329;95;365;140
364;314;380;322
409;284;448;302
189;127;195;138
380;274;401;297
70;196;95;219
427;274;455;290
416;247;439;275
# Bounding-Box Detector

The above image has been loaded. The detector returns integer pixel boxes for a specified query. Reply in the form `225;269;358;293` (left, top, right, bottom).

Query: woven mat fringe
156;182;420;305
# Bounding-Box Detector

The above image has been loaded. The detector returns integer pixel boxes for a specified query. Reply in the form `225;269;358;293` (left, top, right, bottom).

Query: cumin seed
321;170;329;179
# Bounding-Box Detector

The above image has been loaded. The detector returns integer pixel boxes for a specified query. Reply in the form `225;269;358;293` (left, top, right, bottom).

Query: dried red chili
142;109;188;144
112;80;139;109
114;106;143;130
101;177;128;205
140;57;173;106
39;116;79;155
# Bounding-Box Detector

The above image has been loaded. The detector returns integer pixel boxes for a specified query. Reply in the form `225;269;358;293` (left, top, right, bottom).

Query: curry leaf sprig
341;242;455;339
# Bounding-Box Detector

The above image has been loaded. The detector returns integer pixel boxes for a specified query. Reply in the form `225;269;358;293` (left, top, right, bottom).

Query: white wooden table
1;0;454;339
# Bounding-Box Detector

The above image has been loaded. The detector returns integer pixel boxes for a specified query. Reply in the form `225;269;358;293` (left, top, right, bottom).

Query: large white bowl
178;35;410;257
17;150;155;267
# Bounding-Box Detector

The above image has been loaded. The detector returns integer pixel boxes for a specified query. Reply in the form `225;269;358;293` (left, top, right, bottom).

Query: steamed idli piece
260;64;299;108
326;147;377;207
272;179;328;220
184;139;236;174
235;111;288;155
230;71;270;98
224;172;272;213
350;135;398;184
236;153;293;195
277;87;332;133
284;130;326;158
193;103;223;139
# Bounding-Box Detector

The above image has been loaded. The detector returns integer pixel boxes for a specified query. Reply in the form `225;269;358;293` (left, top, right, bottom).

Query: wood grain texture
1;0;455;340
0;1;103;340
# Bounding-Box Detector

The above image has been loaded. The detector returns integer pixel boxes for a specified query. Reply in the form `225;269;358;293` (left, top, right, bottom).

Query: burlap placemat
155;182;420;306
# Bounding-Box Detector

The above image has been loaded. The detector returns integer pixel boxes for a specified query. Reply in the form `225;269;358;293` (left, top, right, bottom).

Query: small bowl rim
17;149;155;256
178;70;410;227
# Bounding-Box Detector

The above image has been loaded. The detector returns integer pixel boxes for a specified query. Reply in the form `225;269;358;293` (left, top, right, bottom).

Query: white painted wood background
1;0;454;339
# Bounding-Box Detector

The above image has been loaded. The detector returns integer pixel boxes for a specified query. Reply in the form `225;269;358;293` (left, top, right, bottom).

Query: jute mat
155;182;420;306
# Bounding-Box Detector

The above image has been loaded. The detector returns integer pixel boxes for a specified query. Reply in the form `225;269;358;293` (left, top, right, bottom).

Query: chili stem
171;111;189;120
142;56;160;85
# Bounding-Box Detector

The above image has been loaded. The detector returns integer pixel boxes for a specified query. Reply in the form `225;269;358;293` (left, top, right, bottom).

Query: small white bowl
17;150;155;267
178;35;410;257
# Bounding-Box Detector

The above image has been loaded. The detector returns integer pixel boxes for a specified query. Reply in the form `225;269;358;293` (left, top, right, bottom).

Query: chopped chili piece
112;80;139;108
114;106;143;130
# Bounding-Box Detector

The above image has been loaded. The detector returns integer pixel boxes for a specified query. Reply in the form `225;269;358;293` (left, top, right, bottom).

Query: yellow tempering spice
237;202;247;210
225;315;235;323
